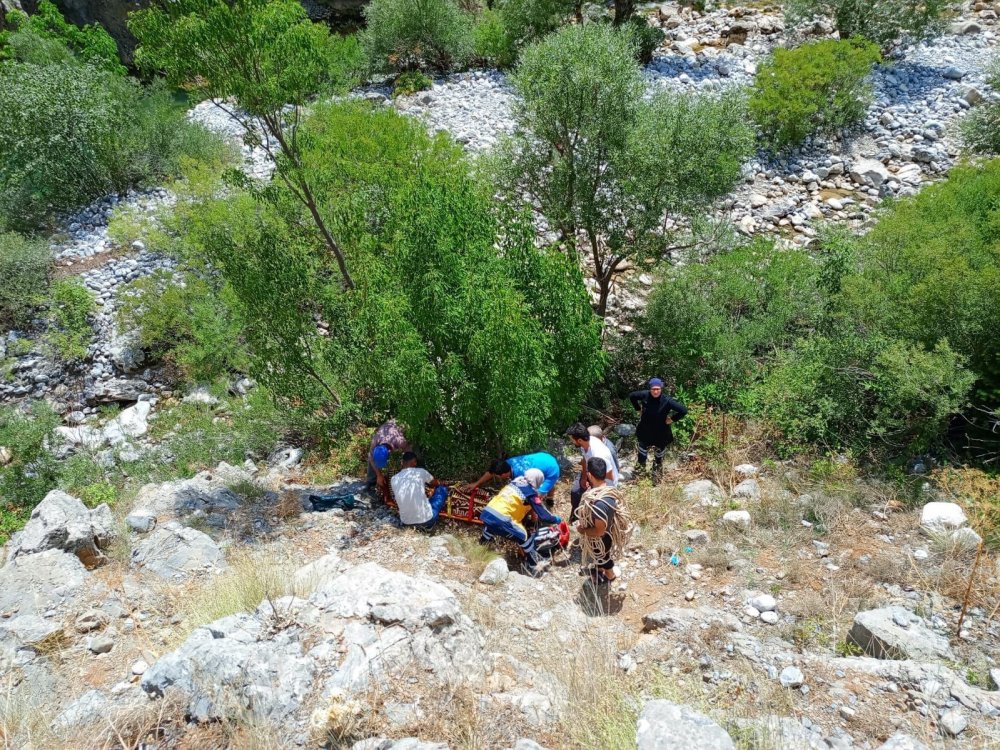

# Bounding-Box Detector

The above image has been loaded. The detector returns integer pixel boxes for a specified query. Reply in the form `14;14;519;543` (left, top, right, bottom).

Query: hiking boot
521;558;550;578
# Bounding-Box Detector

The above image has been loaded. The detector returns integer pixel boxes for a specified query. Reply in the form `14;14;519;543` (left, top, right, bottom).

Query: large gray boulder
643;605;741;633
8;491;115;569
131;522;226;579
0;549;91;616
850;158;890;189
130;471;242;528
142;563;487;728
847;606;954;661
682;480;724;507
636;700;735;750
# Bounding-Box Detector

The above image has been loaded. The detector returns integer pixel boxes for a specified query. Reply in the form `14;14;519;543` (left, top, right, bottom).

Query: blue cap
372;444;390;469
649;377;664;387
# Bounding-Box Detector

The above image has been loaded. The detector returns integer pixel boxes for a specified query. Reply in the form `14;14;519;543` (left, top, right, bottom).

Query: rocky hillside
1;439;998;748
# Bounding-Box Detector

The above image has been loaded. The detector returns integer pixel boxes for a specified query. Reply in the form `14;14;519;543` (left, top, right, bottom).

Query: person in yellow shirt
479;469;562;577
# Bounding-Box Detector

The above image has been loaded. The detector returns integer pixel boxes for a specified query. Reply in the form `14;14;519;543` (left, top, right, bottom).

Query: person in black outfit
629;377;687;475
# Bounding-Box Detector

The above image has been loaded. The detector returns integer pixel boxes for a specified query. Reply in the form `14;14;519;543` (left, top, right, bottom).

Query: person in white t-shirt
389;452;448;530
566;422;619;521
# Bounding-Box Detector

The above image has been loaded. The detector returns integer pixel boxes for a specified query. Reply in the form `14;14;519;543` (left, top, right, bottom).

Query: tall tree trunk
613;0;636;24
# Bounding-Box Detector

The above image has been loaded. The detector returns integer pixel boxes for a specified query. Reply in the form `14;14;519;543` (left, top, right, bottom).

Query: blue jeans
413;486;449;531
479;507;539;563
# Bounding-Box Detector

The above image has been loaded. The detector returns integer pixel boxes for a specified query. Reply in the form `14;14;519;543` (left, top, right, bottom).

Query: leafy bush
170;101;603;473
472;8;516;68
0;61;222;231
749;38;881;152
641;238;825;403
393;70;434;97
961;57;1000;156
496;24;754;314
494;0;575;56
784;0;945;51
47;278;94;362
115;270;248;383
0;233;49;329
755;334;973;454
621;16;664;64
2;1;124;72
360;0;474;73
0;403;60;541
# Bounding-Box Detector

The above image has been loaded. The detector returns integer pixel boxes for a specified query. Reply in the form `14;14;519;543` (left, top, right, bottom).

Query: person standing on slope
629;378;687;476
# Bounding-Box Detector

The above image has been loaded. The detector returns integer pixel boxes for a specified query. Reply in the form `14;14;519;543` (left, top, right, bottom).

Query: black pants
637;438;669;469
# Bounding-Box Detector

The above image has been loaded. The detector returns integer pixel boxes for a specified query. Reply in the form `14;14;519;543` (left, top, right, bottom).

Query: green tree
494;24;754;315
130;0;364;288
784;0;946;51
962;56;1000;156
0;403;61;541
0;232;50;328
360;0;474;73
168;102;603;472
749;38;881;152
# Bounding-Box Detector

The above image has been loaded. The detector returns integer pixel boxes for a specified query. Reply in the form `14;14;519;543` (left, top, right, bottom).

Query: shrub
749;38;881;152
360;0;474;73
494;0;575;55
755;334;973;454
784;0;946;51
46;278;94;362
172;101;603;474
0;62;222;231
2;1;124;73
472;8;516;68
621;15;664;64
115;270;248;383
0;403;60;542
0;233;49;329
961;57;1000;156
393;70;434;97
641;238;825;403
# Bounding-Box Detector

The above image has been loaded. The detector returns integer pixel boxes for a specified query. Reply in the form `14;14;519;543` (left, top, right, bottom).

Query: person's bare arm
576;517;608;537
466;471;493;492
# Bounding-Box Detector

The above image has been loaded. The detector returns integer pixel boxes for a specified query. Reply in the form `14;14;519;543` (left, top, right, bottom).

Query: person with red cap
629;378;687;476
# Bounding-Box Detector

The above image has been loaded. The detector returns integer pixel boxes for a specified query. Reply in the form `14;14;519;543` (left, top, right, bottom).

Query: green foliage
0;61;221;231
2;1;124;73
750;38;881;152
393;70;434;97
0;232;49;328
756;335;973;454
0;403;61;541
621;16;664;65
961;57;1000;156
494;0;575;57
784;0;945;50
115;270;248;383
46;278;94;362
642;238;825;402
836;161;1000;401
360;0;474;73
169;102;602;473
472;8;516;68
496;24;754;314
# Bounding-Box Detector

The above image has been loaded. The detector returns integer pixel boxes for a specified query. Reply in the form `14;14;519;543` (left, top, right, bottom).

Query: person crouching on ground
479;468;562;578
390;452;448;531
466;451;561;504
566;422;620;522
575;457;633;587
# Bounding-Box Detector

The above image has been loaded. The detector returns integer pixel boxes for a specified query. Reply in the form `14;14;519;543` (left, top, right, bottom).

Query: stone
685;529;710;545
642;605;741;633
512;741;550;750
847;606;954;661
920;501;967;533
104;401;151;443
749;193;768;208
614;423;636;437
132;659;148;675
54;425;105;451
950;21;982;33
131;522;227;579
732;479;761;501
75;609;109;633
850;159;890;189
779;666;804;688
125;512;156;533
989;668;1000;691
636;700;735;750
683;480;724;507
760;611;779;624
88;634;115;654
876;733;930;750
479;557;509;586
0;446;10;466
942;65;965;80
8;490;115;569
183;385;220;406
293;552;345;594
52;690;108;731
1;615;63;648
0;549;92;616
85;378;149;404
938;708;967;737
950;526;982;550
130;472;242;525
142;564;487;725
963;87;984;105
721;510;751;529
734;464;758;478
749;594;777;612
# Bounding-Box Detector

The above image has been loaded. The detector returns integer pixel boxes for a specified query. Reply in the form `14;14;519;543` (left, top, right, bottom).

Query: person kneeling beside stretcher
479;468;561;577
390;452;448;531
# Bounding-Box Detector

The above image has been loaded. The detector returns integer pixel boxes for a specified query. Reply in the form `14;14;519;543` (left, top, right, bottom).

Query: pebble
760;611;779;625
779;666;804;688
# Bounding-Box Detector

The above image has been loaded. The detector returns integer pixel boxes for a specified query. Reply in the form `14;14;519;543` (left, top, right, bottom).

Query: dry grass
0;673;55;750
445;532;499;577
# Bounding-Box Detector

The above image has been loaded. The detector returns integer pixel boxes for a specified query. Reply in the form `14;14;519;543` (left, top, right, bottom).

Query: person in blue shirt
467;452;561;501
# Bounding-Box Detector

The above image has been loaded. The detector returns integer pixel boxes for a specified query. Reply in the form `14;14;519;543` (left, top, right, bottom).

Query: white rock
479;557;510;586
938;708;967;737
920;501;967;533
721;510;751;529
683;480;725;507
850;159;890;189
778;666;803;688
734;464;758;478
750;594;776;612
637;700;735;750
760;611;779;624
732;479;760;501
